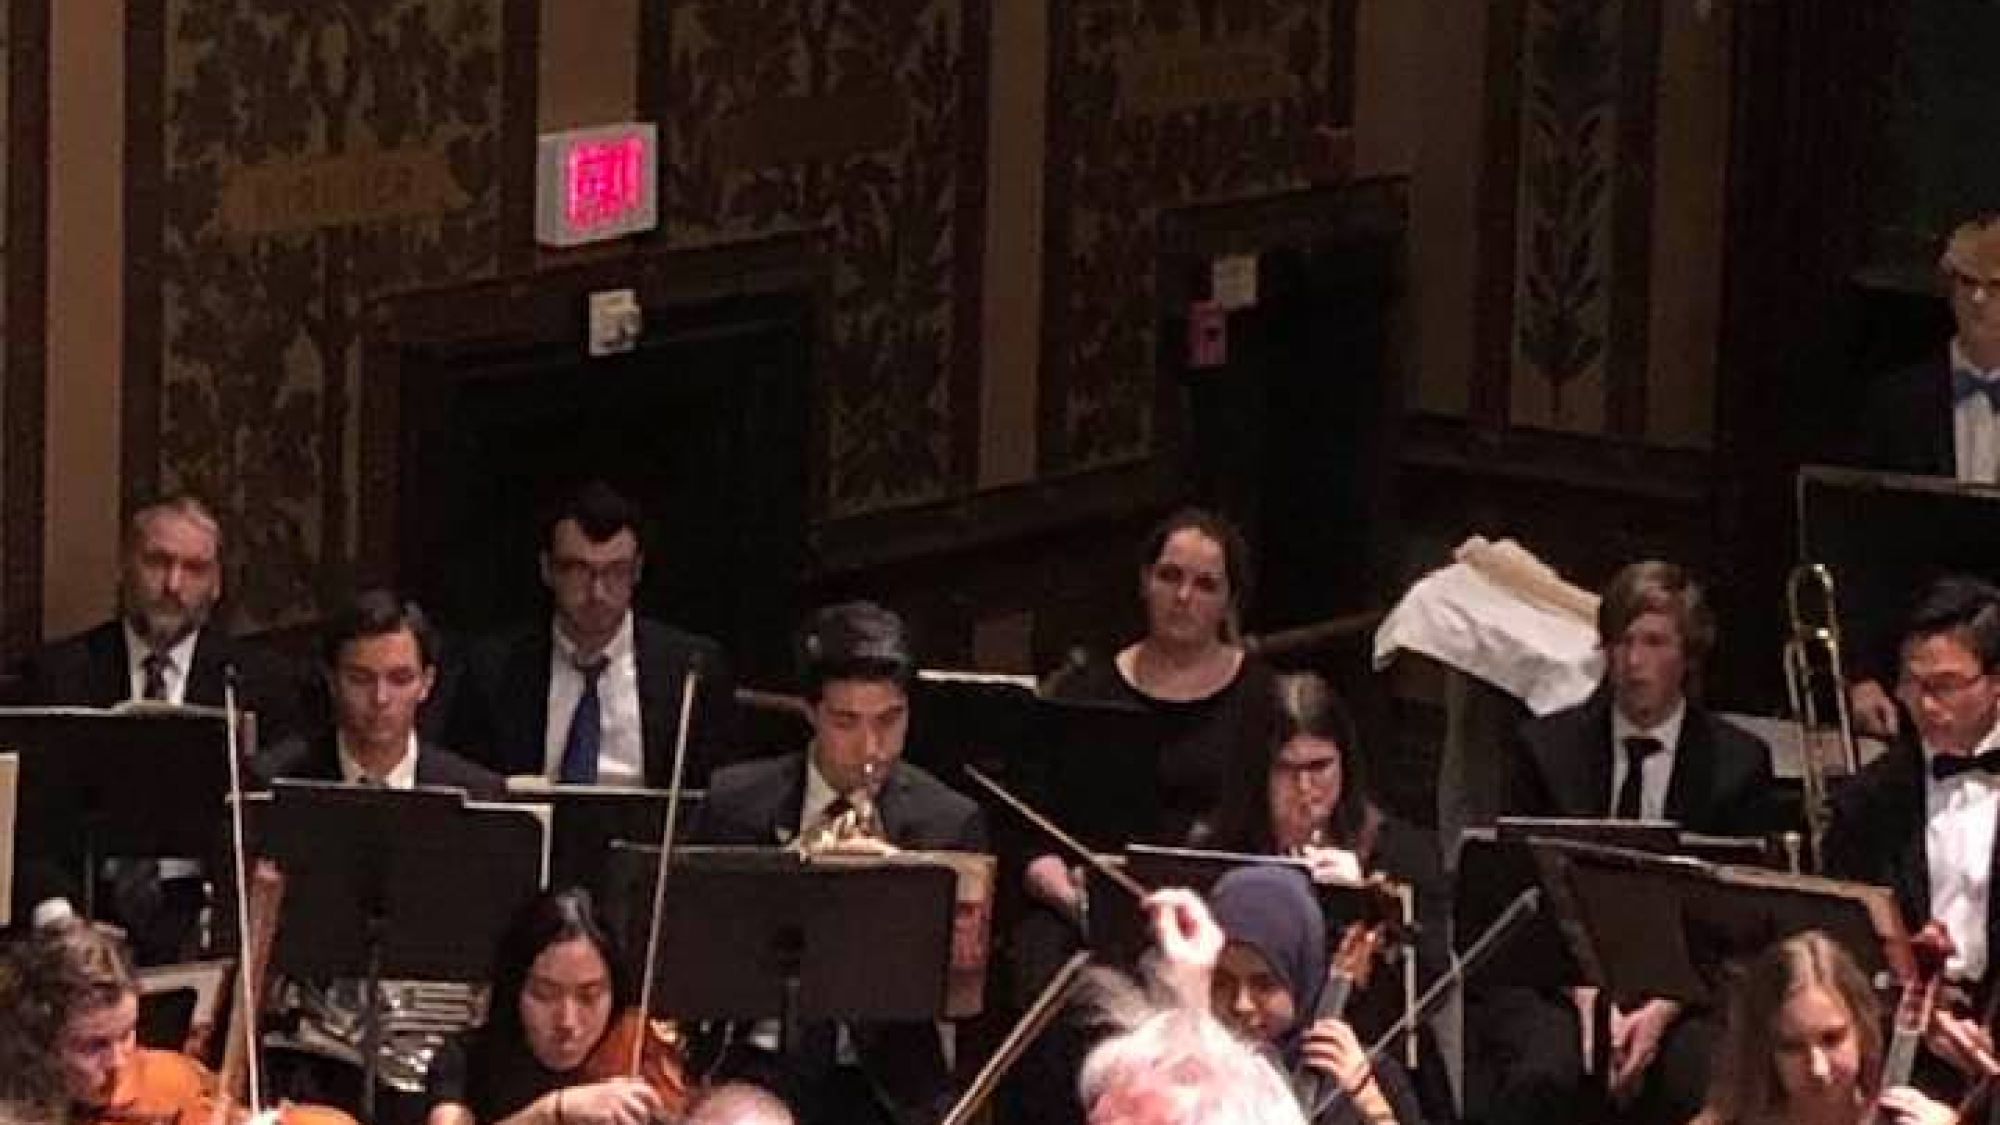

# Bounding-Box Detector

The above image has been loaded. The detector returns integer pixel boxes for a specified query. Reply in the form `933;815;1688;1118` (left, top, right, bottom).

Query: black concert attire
1468;689;1775;1125
16;620;308;960
250;731;506;800
440;615;737;788
695;753;986;1125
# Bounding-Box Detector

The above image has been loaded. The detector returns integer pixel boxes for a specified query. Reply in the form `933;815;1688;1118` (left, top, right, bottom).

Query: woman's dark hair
1201;672;1378;857
1139;508;1254;637
468;888;629;1105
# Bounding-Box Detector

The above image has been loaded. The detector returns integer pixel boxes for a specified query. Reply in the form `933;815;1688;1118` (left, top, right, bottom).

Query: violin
85;1048;357;1125
1297;876;1407;1120
1870;921;1952;1125
569;1010;693;1120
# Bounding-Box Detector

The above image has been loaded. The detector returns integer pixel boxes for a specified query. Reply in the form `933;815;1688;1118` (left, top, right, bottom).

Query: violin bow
631;659;701;1077
962;766;1148;902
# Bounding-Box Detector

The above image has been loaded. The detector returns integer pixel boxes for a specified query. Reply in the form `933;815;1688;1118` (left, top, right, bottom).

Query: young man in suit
1473;561;1775;1125
1823;575;2000;1073
698;601;986;1125
1848;214;2000;737
253;590;501;799
442;482;737;788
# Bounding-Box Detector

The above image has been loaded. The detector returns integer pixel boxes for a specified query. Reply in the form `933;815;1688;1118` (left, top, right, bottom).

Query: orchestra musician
423;888;692;1125
1690;931;1958;1125
0;921;208;1125
1822;576;2000;1072
439;482;738;789
1078;887;1309;1125
695;600;986;1125
1014;509;1278;1125
1204;865;1420;1125
1193;672;1450;1119
1846;214;2000;737
17;494;307;960
1471;561;1777;1125
250;590;503;799
1034;508;1277;879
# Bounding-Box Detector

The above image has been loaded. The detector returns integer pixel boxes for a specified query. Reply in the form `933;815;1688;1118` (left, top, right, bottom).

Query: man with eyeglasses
1823;575;2000;1081
1848;214;2000;739
441;482;737;787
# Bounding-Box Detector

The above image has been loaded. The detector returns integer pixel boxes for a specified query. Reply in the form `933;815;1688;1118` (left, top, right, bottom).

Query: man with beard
20;494;305;959
26;494;303;729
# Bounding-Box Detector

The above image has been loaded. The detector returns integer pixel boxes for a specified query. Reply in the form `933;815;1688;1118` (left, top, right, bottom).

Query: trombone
1781;562;1861;872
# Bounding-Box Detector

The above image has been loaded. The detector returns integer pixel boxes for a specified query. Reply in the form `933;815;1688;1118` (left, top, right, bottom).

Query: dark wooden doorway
359;238;825;681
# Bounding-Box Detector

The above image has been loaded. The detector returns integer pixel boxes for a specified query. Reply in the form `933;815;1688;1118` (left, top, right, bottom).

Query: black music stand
1797;464;2000;676
907;674;1163;839
1527;838;1910;1008
1458;820;1770;989
2;705;232;919
252;782;546;1121
499;783;702;897
605;844;957;1046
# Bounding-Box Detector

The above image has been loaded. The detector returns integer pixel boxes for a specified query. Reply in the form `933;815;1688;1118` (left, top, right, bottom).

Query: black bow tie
1931;750;2000;781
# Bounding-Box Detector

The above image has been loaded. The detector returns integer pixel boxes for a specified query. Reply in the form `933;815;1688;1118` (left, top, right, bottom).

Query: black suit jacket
441;617;737;788
1856;353;1956;479
251;731;506;801
1508;689;1777;837
697;753;986;1125
1822;740;2000;992
24;620;308;747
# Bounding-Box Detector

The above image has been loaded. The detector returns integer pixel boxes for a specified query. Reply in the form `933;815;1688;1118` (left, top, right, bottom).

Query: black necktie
1614;736;1664;819
140;650;170;701
558;658;609;784
1931;749;2000;782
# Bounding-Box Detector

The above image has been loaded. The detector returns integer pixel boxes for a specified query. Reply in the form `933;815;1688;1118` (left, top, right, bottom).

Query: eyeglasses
549;557;640;590
1272;755;1339;783
1896;671;1990;703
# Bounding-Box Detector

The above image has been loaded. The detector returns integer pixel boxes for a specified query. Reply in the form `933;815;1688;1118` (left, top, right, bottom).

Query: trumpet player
696;601;986;1125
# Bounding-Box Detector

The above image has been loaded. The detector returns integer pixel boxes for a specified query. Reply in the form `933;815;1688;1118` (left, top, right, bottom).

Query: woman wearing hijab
1205;865;1424;1125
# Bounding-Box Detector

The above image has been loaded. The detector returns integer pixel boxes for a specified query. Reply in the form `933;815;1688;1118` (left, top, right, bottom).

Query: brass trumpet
1782;562;1860;872
795;761;897;856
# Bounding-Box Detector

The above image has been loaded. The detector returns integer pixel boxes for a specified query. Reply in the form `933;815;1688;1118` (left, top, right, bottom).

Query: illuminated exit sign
536;122;658;247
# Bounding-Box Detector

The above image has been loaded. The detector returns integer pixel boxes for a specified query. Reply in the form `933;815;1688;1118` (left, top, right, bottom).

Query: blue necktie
559;658;609;784
1953;368;2000;412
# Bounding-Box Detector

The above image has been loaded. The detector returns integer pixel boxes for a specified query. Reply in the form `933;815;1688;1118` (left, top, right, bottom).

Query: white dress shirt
122;624;200;705
1952;340;2000;484
543;613;644;784
1925;720;2000;981
337;732;421;789
1608;702;1686;821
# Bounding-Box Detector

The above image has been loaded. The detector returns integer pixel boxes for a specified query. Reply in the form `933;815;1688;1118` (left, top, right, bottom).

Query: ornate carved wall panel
641;0;990;519
4;0;48;660
1478;0;1664;439
1039;0;1355;476
125;0;533;629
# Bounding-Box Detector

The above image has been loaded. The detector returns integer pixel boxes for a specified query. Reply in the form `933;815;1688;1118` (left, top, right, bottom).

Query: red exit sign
536;122;658;247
